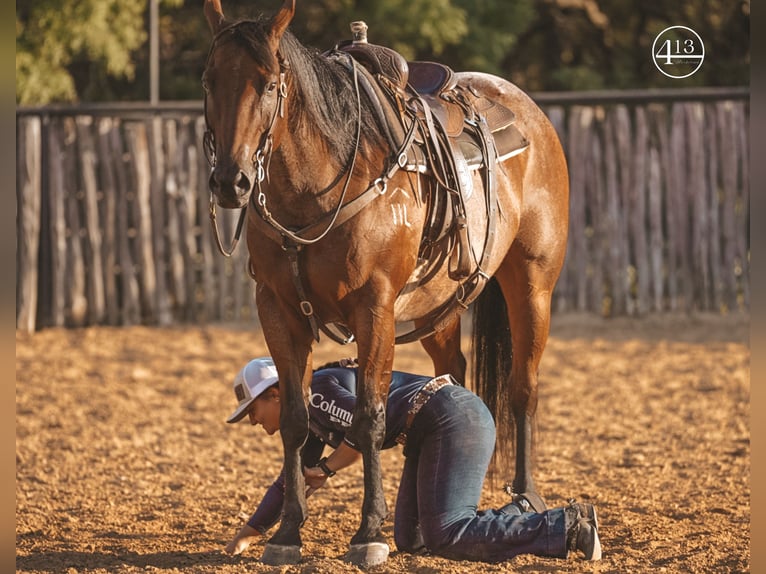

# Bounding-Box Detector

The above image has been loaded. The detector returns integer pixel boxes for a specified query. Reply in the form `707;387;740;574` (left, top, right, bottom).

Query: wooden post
647;143;664;312
75;115;106;324
717;101;738;311
604;108;624;316
586;112;606;314
631;106;650;314
612;105;633;315
149;116;172;324
97;118;120;325
62;118;88;326
686;104;709;310
733;102;749;310
163;117;187;318
704;104;722;312
662;105;682;310
47;118;68;327
175;117;199;321
110;120;141;325
566;106;591;312
679;104;694;311
16;116;42;333
125;121;158;322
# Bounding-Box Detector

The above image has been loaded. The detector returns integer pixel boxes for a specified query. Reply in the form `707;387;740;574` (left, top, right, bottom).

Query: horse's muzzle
209;166;253;208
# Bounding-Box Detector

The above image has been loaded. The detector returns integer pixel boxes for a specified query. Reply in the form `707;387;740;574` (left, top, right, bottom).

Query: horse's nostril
234;170;252;194
209;168;252;198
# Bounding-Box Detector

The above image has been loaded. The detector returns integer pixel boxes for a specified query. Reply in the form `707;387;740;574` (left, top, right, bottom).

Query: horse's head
202;0;295;208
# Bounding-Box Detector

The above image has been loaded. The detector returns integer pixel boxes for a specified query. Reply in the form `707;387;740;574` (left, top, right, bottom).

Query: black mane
223;18;385;161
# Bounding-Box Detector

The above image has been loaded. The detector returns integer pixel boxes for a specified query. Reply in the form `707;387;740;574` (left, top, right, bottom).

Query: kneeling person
224;357;601;562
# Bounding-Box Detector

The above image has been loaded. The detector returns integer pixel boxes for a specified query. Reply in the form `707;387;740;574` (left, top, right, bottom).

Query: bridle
202;23;363;255
202;23;290;256
202;24;247;257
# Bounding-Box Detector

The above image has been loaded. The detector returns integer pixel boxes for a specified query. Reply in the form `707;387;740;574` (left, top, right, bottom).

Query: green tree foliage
16;0;181;104
507;0;750;90
16;0;749;105
440;0;536;76
299;0;469;58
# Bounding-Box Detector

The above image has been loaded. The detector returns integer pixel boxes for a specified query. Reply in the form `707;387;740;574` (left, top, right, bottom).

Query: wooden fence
16;88;749;332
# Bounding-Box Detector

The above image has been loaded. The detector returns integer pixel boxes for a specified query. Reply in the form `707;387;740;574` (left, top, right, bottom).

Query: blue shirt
247;367;433;532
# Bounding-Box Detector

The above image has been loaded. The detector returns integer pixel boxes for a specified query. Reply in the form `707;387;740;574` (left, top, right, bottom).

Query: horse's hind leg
495;245;563;497
418;315;467;383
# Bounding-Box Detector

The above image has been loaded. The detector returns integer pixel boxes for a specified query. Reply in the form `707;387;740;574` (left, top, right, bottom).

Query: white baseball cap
226;357;279;423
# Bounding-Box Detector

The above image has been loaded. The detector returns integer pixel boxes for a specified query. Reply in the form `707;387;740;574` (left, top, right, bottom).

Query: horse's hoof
343;542;390;567
261;543;301;565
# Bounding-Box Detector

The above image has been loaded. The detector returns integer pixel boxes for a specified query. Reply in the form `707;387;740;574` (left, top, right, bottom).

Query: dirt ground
16;312;750;573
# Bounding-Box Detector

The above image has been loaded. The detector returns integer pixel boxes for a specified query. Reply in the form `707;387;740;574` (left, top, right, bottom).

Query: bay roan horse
203;0;568;567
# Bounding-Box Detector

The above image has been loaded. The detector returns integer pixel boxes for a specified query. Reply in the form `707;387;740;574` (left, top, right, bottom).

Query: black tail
471;277;513;484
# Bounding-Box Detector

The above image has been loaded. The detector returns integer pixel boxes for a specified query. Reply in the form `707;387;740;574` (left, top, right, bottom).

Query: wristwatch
317;456;336;477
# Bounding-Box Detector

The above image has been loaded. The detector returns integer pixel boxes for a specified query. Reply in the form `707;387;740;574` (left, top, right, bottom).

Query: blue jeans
394;384;568;562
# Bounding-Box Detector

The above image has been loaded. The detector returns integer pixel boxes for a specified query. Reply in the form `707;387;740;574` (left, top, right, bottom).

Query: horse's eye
266;81;277;93
202;74;213;93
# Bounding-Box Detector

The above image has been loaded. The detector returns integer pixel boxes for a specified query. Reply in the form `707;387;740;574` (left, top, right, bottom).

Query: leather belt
395;374;455;446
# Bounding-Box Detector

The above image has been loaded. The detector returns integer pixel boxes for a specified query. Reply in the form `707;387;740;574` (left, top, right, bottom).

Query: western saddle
320;23;530;344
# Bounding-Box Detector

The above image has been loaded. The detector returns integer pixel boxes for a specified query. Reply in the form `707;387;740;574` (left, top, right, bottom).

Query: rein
209;200;247;257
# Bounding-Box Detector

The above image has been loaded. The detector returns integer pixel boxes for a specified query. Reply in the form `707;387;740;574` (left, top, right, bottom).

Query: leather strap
282;243;321;342
395;374;455;445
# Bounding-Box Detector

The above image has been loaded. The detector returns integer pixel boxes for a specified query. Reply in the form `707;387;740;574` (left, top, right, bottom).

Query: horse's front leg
257;286;314;565
343;301;396;567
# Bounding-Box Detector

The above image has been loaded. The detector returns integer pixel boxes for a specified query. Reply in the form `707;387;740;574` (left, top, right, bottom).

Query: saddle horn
268;0;296;51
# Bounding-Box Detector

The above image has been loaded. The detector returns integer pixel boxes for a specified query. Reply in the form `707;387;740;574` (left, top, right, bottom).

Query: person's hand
224;524;260;555
225;536;252;555
304;465;329;496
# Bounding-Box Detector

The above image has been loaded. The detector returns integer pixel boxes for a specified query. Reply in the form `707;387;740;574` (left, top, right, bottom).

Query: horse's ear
204;0;226;34
268;0;295;51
